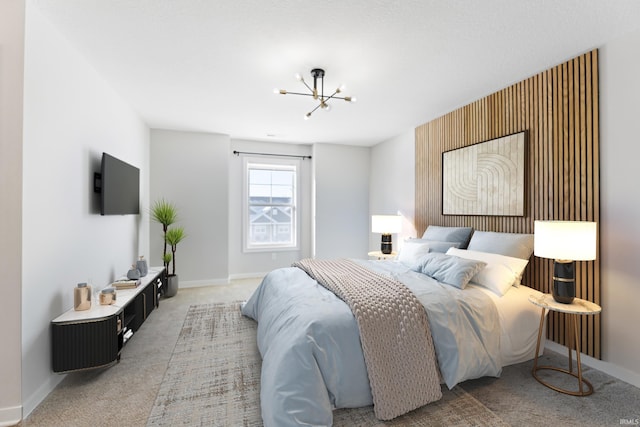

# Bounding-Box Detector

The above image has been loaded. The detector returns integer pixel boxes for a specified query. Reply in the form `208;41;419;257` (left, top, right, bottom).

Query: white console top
52;267;164;323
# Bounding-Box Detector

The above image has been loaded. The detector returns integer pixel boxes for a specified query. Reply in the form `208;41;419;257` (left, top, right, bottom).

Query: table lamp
534;220;597;304
371;215;402;254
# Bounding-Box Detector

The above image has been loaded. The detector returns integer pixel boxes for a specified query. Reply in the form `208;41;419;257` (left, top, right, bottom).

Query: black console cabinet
51;267;164;373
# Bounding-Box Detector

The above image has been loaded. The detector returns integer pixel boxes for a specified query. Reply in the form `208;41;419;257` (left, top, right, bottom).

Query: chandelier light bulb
304;112;312;120
295;73;303;81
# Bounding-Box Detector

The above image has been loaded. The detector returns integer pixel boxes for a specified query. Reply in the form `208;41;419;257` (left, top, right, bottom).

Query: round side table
528;293;601;396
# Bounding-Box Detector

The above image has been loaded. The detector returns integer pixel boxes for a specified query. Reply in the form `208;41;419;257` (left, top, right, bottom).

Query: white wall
599;28;640;384
369;130;416;253
313;143;370;259
228;140;313;278
150;129;230;286
0;0;25;425
21;4;149;417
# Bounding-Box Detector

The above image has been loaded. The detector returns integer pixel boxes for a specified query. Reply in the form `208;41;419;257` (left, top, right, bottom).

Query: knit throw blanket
292;258;442;420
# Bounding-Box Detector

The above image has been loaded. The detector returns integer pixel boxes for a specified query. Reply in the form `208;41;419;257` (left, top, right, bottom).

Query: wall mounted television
95;153;140;215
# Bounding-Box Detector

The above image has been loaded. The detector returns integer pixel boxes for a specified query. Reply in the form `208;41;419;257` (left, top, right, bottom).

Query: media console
51;267;165;373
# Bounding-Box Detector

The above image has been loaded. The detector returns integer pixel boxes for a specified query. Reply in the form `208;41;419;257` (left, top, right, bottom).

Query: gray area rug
147;302;510;426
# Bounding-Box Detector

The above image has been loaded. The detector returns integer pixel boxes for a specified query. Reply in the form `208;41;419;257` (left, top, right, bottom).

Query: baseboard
228;272;268;281
545;341;640;389
178;273;266;288
0;405;21;427
173;273;268;290
179;278;230;288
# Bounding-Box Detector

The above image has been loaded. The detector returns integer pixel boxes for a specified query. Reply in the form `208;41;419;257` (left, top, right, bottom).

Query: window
243;157;299;251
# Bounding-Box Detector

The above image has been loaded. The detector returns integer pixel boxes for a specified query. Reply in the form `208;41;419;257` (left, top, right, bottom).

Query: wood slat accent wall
415;50;600;358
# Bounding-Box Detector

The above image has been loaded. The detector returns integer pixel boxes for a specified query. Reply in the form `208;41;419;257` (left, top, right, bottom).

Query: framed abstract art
442;131;526;216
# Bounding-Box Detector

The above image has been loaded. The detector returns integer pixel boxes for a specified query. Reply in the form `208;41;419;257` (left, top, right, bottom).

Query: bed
241;226;546;427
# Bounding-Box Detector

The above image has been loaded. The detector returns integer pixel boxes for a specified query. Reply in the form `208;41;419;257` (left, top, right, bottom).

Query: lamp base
552;260;575;304
380;234;392;255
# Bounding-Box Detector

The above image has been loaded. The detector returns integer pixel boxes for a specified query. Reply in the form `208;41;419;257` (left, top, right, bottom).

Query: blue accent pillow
466;231;534;260
421;226;474;249
417;252;487;289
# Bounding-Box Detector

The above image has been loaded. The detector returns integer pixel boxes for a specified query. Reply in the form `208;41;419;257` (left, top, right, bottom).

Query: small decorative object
127;265;141;280
136;255;148;277
74;282;92;311
111;279;139;290
99;287;117;305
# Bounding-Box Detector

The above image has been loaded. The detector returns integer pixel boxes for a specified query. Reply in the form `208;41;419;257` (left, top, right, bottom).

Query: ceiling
32;0;640;147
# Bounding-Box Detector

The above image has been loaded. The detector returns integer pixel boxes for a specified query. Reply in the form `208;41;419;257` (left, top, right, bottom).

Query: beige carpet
147;302;510;426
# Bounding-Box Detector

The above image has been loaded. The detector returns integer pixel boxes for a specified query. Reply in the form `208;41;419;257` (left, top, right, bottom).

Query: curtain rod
232;150;312;160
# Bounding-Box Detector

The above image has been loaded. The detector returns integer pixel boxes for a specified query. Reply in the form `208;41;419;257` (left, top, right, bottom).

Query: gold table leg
531;308;594;396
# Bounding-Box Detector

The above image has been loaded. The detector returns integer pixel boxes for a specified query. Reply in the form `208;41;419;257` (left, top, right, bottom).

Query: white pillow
397;240;431;268
404;238;462;253
446;247;529;296
467;231;534;260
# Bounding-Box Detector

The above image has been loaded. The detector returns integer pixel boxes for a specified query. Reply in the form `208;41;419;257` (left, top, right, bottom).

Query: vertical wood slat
592;50;601;359
414;50;600;359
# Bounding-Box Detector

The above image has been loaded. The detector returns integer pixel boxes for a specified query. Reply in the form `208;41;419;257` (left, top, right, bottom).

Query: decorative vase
136;256;148;277
127;265;141;280
99;287;117;305
74;283;92;311
165;274;179;298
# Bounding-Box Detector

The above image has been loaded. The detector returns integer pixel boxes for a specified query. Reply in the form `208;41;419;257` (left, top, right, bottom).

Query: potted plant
151;199;186;297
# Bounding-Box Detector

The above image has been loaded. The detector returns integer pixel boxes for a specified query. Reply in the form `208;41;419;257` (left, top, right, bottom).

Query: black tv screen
100;153;140;215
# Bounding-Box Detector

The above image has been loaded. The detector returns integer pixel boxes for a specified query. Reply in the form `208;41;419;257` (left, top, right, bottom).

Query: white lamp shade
534;220;597;261
371;215;402;234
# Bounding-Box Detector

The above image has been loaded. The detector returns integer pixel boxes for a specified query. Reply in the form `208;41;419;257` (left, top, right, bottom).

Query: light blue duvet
240;260;501;427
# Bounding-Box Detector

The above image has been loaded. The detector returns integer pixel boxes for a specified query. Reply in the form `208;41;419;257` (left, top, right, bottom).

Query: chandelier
275;68;356;120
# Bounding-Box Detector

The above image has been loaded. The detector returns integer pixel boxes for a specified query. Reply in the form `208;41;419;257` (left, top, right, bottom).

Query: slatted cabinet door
51;316;119;372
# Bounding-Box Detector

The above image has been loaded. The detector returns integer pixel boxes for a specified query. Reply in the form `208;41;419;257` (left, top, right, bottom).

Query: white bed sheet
469;283;547;367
